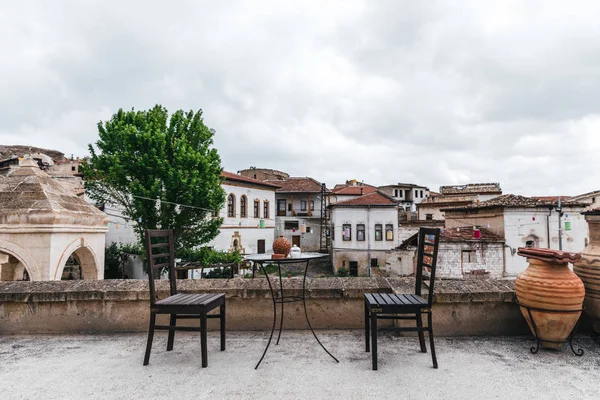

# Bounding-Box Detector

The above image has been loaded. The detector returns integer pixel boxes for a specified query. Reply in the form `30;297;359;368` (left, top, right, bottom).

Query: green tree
82;105;226;251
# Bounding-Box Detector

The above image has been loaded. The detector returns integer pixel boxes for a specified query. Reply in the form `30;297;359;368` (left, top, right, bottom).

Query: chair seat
156;293;225;308
365;293;428;312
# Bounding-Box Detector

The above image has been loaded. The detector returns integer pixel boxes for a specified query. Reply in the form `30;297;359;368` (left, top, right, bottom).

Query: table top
245;253;328;262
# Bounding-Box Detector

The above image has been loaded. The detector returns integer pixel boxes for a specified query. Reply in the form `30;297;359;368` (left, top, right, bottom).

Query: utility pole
557;196;563;250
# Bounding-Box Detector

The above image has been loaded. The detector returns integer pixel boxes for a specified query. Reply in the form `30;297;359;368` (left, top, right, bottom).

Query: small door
292;236;301;247
257;239;265;254
349;261;358;277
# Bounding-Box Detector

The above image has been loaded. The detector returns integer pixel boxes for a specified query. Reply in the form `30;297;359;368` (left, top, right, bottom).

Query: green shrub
337;267;349;277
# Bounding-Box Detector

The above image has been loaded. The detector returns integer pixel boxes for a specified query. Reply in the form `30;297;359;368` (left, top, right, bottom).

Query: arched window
227;194;235;217
240;195;247;218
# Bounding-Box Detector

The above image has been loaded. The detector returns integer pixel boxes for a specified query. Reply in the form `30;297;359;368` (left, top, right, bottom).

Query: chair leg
220;302;226;351
365;301;370;352
167;314;176;351
143;312;156;366
371;312;378;370
416;312;426;353
200;313;208;368
427;312;438;369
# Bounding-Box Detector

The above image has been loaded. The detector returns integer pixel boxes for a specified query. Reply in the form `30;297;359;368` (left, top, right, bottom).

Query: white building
215;171;279;255
443;194;588;276
329;191;399;276
264;177;327;252
378;183;429;212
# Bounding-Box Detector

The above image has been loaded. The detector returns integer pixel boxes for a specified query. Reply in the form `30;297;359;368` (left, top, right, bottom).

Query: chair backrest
414;227;441;306
145;229;177;305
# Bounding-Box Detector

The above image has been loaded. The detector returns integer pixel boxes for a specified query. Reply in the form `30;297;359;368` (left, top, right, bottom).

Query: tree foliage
82;105;226;251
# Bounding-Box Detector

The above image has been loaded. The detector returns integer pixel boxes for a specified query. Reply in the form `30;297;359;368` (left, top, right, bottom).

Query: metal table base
248;255;339;369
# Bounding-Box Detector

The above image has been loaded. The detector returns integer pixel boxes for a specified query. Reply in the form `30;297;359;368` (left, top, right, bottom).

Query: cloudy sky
2;0;600;196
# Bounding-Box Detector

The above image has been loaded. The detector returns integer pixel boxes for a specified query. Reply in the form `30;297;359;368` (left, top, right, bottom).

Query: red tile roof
264;177;325;193
441;227;504;242
331;185;378;195
221;171;281;189
330;191;397;207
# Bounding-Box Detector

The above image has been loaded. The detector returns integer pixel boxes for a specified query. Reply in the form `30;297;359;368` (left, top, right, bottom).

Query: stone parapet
0;278;525;336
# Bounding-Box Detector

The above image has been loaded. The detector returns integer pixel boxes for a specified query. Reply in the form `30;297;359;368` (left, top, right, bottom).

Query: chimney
360;187;363;195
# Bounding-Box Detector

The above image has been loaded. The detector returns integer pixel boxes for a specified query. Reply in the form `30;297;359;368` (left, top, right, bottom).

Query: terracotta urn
574;210;600;334
515;247;584;348
272;235;291;257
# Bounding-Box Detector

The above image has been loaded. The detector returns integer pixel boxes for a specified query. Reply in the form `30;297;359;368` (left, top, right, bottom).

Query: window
342;224;351;241
240;195;247;218
288;203;292;211
371;258;378;268
394;189;398;197
420;190;424;198
227;194;235;217
462;250;473;263
263;201;269;219
385;224;393;241
525;240;534;248
426;214;433;220
405;189;409;198
71;166;76;172
301;200;307;211
375;224;383;241
310;200;314;211
277;199;286;216
357;224;365;241
306;226;312;233
285;221;299;230
254;200;260;218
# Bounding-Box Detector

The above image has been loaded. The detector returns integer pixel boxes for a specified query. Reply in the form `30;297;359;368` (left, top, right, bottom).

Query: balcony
0;278;598;398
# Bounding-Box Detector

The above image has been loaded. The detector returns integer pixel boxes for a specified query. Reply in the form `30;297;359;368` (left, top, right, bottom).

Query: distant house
329;191;399;276
264;176;328;252
417;183;503;221
442;194;588;276
390;226;505;279
237;167;289;181
378;183;429;212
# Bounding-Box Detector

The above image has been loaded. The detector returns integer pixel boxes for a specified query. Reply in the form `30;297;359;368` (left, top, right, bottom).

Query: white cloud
1;0;600;196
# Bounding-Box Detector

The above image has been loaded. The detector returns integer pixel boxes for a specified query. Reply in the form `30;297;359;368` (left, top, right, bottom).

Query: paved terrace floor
1;331;599;400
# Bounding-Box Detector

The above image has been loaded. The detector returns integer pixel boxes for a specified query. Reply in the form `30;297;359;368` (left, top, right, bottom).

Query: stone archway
0;251;32;281
0;240;36;281
54;239;99;280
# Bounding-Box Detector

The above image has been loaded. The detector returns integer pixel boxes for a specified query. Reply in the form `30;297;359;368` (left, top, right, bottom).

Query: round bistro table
245;253;339;369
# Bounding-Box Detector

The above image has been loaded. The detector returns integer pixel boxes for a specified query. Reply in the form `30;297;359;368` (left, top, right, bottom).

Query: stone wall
0;278;533;337
436;241;505;279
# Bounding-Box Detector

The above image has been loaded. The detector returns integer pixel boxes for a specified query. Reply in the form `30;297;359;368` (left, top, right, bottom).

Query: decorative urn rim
517;247;581;264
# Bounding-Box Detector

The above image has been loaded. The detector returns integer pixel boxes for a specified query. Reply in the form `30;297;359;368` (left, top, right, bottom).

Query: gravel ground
1;331;599;400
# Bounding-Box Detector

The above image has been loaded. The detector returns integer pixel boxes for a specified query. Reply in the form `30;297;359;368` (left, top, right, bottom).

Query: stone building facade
0;156;108;281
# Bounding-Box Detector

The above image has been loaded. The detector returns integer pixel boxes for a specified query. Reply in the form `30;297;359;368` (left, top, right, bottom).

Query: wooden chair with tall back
143;229;226;367
364;227;441;370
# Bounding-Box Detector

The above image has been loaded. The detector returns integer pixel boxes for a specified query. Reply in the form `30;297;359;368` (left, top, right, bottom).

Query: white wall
503;207;588;275
330;206;399;275
213;182;277;255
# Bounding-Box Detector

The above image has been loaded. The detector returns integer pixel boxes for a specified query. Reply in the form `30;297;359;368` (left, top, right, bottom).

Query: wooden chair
364;227;441;370
143;229;226;367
